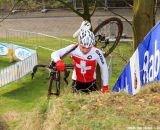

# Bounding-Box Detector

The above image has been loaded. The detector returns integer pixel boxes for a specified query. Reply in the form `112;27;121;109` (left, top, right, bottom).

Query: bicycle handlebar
49;64;74;70
31;63;74;79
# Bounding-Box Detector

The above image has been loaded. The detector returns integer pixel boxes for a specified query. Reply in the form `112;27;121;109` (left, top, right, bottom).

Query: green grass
13;84;160;130
0;71;48;113
0;57;12;69
0;38;139;129
109;42;133;87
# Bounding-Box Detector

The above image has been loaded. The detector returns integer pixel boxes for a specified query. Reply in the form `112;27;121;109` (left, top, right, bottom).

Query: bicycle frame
31;63;74;96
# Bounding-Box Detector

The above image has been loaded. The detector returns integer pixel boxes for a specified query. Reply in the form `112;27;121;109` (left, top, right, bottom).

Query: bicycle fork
48;70;60;96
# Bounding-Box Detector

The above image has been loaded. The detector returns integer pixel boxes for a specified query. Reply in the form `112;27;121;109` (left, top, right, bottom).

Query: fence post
105;0;108;9
41;0;48;13
73;0;76;9
11;0;17;13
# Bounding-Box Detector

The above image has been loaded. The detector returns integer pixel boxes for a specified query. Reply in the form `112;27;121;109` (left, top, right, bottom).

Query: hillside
1;41;159;130
1;83;159;130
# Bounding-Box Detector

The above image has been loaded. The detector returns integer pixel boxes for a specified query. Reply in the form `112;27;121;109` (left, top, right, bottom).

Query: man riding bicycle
51;21;109;93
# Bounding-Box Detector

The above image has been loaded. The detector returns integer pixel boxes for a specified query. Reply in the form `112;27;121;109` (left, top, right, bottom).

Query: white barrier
0;43;38;87
0;53;37;87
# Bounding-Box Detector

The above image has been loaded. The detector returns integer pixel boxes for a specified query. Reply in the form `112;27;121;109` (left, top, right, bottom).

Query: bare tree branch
122;0;133;8
108;9;132;26
0;2;16;23
108;9;136;43
0;0;25;23
90;0;97;17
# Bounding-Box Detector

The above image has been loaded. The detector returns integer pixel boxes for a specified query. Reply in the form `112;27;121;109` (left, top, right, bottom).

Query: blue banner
0;44;8;56
112;21;160;95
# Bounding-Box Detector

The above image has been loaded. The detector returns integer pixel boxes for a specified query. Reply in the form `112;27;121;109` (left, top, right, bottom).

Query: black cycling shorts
72;80;97;93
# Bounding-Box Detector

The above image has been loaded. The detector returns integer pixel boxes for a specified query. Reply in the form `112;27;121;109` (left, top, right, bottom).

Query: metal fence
5;29;73;50
3;17;133;40
2;29;113;81
0;52;37;87
72;0;133;10
17;29;112;74
2;0;160;14
0;0;134;13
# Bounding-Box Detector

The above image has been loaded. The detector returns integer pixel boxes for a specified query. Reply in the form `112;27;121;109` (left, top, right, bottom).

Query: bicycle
31;62;74;96
93;17;123;57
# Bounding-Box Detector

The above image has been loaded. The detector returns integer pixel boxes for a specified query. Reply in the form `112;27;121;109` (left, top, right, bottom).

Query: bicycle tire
55;71;60;96
32;63;74;96
48;75;54;96
93;17;123;57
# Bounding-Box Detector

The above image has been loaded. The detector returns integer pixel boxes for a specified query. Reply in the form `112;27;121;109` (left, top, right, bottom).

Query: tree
56;0;97;22
133;0;156;50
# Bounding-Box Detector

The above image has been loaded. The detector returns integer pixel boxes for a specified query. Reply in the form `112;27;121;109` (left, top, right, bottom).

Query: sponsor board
0;44;8;56
113;21;160;95
0;43;35;60
15;47;33;60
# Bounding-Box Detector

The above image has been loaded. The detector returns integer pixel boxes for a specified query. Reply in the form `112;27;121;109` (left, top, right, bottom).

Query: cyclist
51;21;109;93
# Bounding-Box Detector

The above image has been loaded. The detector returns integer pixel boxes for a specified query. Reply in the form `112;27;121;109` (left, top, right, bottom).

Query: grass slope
7;83;160;130
3;38;157;130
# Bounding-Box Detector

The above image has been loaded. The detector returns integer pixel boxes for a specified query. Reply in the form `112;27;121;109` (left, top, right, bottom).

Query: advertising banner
0;44;9;56
0;43;36;60
112;22;160;95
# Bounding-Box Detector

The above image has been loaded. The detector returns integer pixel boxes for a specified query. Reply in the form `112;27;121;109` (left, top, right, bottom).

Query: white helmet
78;29;95;48
73;20;91;38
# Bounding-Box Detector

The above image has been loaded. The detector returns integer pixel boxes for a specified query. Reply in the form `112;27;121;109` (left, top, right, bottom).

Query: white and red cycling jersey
51;44;109;86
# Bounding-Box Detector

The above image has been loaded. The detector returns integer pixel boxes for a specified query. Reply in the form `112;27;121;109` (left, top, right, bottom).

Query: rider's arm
96;49;109;88
51;44;76;62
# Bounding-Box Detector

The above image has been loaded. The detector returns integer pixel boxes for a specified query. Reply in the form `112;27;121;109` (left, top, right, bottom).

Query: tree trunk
133;0;155;50
56;0;97;22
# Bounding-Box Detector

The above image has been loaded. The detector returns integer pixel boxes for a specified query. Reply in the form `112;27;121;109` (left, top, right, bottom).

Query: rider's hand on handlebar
56;60;65;71
101;85;109;93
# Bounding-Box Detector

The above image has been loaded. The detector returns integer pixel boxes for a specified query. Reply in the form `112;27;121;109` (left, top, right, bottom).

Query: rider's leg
88;81;98;92
72;80;97;93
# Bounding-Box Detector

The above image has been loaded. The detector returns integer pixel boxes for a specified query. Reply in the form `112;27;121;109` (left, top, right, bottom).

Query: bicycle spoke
93;17;123;57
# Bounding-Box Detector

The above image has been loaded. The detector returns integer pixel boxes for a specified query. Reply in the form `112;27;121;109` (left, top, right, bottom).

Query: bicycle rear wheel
93;17;123;57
